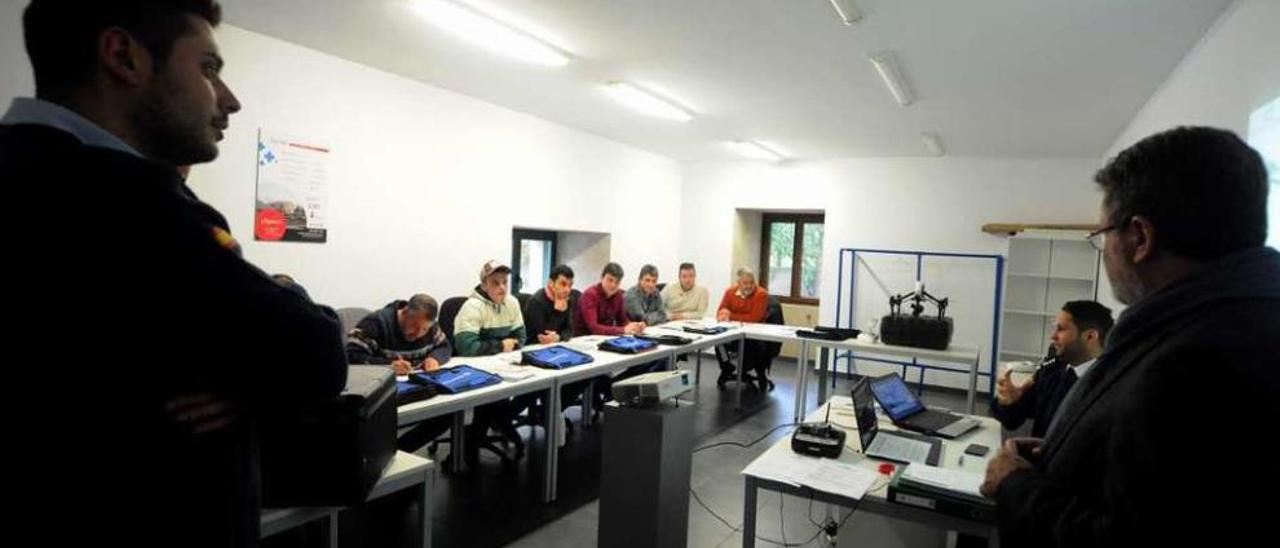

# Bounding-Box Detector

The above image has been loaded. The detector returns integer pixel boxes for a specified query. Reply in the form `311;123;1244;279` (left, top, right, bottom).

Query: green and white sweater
453;286;527;356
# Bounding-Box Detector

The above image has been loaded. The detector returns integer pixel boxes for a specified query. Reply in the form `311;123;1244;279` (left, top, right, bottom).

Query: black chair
427;296;524;466
515;292;532;310
335;307;372;334
715;296;785;392
751;297;786;391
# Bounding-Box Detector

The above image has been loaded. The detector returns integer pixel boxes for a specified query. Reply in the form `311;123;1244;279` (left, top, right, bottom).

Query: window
511;229;557;294
761;213;824;304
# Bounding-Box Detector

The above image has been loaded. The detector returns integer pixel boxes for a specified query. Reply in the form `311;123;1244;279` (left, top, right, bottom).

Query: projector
611;370;693;407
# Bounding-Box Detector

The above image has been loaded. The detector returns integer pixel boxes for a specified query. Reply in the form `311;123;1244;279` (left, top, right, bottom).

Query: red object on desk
878;463;896;476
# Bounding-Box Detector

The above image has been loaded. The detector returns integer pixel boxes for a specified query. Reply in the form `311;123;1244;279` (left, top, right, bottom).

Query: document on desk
742;446;877;500
901;464;984;498
478;363;536;382
804;459;878;500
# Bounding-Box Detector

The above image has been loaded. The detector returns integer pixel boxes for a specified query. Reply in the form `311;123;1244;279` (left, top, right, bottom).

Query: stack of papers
742;446;878;501
901;464;984;498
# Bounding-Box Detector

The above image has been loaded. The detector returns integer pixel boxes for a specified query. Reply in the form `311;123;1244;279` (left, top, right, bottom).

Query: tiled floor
271;354;996;547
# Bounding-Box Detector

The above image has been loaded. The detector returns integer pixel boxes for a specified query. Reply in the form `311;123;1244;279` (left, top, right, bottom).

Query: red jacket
718;286;769;323
575;283;628;336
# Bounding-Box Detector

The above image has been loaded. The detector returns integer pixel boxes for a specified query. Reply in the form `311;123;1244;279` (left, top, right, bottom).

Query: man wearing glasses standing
981;127;1280;547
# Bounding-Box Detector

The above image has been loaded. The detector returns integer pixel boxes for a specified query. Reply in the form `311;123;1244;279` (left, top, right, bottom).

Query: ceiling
222;0;1234;161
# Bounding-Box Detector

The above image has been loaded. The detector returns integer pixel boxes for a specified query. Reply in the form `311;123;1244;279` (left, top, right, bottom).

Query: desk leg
326;511;338;548
420;468;433;548
742;476;757;548
794;339;808;422
736;335;747;412
818;347;830;406
450;412;466;473
968;351;979;415
582;381;595;428
695;350;702;386
543;384;559;503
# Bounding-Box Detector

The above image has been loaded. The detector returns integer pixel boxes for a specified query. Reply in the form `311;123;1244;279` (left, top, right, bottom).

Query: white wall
679;158;1103;390
0;2;34;102
0;11;683;309
1099;0;1280;312
558;231;612;292
1109;0;1280;153
205;26;682;309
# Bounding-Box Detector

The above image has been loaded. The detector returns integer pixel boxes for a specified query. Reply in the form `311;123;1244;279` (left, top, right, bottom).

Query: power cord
692;422;801;453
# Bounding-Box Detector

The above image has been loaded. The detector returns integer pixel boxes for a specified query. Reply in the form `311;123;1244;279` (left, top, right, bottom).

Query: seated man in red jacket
715;267;771;388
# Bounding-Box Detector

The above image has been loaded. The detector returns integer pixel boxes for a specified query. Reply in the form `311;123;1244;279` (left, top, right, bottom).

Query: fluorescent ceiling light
828;0;863;25
408;0;570;67
921;132;945;156
603;82;694;122
725;140;786;162
868;52;915;107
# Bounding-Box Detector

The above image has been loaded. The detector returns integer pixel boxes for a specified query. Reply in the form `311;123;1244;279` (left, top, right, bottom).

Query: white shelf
1004;308;1056;317
1000;349;1043;359
1007;271;1096;283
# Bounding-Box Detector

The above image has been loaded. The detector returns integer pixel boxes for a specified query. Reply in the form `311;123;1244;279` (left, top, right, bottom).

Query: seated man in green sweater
454;260;529;462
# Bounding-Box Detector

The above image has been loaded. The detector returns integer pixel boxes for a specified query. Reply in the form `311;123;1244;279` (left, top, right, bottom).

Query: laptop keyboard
869;434;932;464
910;410;958;432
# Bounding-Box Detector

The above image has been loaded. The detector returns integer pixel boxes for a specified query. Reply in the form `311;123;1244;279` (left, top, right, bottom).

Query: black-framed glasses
1086;225;1118;251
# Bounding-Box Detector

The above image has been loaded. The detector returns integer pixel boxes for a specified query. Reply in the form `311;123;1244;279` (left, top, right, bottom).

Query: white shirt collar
1;97;142;158
1071;358;1097;379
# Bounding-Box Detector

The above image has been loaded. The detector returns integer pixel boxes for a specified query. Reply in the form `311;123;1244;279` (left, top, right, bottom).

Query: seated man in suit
991;300;1113;438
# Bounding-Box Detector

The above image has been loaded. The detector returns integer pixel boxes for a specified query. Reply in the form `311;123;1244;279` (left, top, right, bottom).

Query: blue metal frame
833;248;1005;396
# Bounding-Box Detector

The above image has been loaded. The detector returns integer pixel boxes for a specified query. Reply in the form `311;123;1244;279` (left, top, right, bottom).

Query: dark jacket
346;301;452;367
994;247;1280;548
2;124;348;547
523;288;574;345
989;357;1074;438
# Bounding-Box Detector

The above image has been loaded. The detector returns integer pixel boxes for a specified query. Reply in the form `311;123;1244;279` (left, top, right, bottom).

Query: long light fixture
828;0;863;25
725;140;787;162
603;82;694;122
921;132;945;156
868;52;915;107
408;0;570;67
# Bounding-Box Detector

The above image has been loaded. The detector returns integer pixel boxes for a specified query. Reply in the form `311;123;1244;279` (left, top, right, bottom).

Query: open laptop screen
869;374;925;422
851;379;879;451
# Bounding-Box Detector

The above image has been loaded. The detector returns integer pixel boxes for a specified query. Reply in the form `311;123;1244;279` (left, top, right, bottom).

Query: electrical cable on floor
692;422;801;453
688;484;862;548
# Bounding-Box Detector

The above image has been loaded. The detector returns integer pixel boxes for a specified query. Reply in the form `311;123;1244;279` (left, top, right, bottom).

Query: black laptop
868;373;979;439
851;378;941;465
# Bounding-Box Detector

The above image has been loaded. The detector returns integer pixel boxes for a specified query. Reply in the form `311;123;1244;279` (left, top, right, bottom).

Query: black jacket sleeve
346;313;389;365
522;297;548;345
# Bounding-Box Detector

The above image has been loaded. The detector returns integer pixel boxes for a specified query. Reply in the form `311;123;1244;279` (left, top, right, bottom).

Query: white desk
261;451;435;548
644;322;745;387
395;355;559;501
740;397;999;547
798;338;982;417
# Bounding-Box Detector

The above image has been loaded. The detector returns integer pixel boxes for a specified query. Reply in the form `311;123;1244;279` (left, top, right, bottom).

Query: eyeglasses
1086;225;1118;252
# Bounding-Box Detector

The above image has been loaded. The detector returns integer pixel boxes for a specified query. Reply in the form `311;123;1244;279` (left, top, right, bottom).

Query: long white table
741;396;1000;547
395;354;559;501
391;324;984;505
260;450;435;548
797;337;982;416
